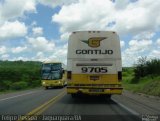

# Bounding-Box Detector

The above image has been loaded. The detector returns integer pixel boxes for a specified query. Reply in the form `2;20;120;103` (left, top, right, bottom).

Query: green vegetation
123;58;160;96
1;58;160;96
0;60;42;92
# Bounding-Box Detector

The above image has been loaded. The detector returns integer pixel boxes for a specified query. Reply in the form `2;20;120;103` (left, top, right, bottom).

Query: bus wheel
45;86;48;90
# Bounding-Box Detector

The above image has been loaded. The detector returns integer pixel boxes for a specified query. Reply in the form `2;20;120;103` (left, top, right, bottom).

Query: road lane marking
0;91;40;101
17;90;66;121
27;90;66;116
112;98;139;116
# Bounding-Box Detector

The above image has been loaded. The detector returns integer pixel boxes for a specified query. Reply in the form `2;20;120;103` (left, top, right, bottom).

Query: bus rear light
118;71;122;81
67;71;72;80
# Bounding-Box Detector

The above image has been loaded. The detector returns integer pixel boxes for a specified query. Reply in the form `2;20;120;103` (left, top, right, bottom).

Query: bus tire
45;86;48;90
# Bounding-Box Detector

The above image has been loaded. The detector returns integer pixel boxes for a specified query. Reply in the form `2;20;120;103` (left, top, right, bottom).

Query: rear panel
67;31;122;95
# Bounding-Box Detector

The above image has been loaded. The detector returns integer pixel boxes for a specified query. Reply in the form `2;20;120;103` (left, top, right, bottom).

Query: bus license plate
90;76;99;80
89;89;104;92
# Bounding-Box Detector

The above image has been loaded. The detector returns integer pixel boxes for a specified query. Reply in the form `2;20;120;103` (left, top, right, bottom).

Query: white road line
112;98;139;116
0;91;40;101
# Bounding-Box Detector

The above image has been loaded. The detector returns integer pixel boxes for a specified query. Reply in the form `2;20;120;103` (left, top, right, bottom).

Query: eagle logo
81;37;106;48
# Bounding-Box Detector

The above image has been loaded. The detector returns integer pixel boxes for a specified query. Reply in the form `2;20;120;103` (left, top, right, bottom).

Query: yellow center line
35;92;66;115
17;89;66;121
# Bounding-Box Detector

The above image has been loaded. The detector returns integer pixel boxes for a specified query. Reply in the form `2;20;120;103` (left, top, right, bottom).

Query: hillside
122;58;160;96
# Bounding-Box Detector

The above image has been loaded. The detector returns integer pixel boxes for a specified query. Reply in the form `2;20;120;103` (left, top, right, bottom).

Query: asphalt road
0;87;160;121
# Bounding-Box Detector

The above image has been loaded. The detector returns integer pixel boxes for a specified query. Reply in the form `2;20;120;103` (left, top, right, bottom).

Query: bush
30;80;41;87
3;80;12;90
132;57;160;83
122;72;128;77
0;61;42;91
10;81;28;90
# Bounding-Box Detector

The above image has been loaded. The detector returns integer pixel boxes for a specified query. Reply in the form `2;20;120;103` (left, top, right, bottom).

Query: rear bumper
67;87;123;95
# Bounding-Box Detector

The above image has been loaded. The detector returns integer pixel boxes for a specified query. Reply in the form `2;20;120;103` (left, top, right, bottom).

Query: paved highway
0;87;159;121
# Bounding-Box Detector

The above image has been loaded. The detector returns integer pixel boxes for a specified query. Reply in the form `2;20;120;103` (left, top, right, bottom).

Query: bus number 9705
81;67;107;73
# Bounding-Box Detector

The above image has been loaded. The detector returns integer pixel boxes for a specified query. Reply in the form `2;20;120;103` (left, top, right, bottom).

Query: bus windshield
41;63;62;80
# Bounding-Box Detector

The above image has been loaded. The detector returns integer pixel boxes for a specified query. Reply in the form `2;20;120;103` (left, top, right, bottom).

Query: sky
0;0;160;67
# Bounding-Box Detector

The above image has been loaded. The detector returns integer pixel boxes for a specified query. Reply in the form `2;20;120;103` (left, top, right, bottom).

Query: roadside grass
122;67;160;96
140;76;160;96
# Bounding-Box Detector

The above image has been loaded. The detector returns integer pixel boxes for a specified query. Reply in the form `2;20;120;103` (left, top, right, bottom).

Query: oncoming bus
41;61;66;89
67;31;123;98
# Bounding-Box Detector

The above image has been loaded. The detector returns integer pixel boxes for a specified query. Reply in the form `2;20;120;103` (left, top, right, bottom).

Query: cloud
114;0;130;10
11;56;30;61
157;39;160;46
120;40;125;48
149;50;160;58
11;46;27;53
54;44;67;57
32;51;46;61
122;39;153;66
60;32;70;41
52;0;160;66
52;0;114;34
32;27;43;36
0;21;27;40
0;0;36;22
133;32;155;40
28;36;55;52
128;39;152;52
36;51;44;58
112;0;160;35
52;0;160;38
1;54;9;60
30;44;68;64
152;50;160;56
37;0;78;8
49;44;68;64
0;46;7;54
0;0;159;67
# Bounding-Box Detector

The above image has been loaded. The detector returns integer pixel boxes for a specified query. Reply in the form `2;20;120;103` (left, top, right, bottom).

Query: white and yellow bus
67;31;123;98
41;61;66;89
